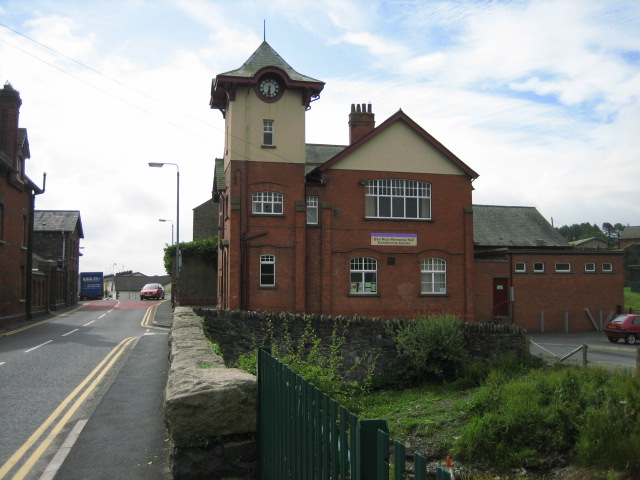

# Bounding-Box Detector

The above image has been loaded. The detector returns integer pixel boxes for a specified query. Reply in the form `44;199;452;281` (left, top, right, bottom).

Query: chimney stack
0;82;22;164
349;103;375;144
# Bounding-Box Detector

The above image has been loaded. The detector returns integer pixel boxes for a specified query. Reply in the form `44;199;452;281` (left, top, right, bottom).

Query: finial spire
263;20;266;42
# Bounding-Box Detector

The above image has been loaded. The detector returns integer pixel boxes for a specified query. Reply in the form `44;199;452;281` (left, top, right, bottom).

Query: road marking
24;340;53;353
0;337;137;480
39;419;88;480
0;306;85;337
98;314;106;319
140;300;169;330
0;362;5;367
61;329;79;337
82;320;95;327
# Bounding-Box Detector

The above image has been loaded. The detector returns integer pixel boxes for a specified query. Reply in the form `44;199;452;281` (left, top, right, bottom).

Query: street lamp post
159;218;174;245
149;162;180;306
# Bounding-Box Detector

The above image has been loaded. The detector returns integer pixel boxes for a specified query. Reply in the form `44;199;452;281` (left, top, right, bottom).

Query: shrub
390;313;470;384
455;366;639;473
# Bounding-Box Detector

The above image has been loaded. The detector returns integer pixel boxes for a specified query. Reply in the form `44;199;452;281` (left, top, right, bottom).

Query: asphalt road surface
0;300;171;480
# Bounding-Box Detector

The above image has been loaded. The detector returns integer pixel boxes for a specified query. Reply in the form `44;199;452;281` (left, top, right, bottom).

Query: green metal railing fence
257;347;453;479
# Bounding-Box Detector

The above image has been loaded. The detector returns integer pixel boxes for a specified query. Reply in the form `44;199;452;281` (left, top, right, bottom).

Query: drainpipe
26;172;46;319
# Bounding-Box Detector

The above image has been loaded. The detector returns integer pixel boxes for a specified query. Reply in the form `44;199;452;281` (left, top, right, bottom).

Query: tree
163;237;218;275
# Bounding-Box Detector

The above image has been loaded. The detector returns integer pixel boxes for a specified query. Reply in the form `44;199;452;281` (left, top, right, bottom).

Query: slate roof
113;274;172;292
214;158;225;192
473;205;568;248
621;226;640;240
34;210;84;238
305;144;346;175
219;41;322;83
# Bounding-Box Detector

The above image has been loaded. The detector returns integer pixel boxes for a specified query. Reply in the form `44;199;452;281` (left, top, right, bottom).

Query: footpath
39;300;174;480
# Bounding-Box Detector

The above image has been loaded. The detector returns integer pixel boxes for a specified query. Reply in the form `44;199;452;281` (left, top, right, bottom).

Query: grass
624;287;640;311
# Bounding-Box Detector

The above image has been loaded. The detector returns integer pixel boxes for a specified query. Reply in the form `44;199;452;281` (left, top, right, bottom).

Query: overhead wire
0;22;312;165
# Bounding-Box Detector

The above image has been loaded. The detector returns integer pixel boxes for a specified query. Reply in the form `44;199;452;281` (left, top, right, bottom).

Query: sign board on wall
370;233;417;246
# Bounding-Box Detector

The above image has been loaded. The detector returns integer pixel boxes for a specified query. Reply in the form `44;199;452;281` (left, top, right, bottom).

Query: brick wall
474;250;624;332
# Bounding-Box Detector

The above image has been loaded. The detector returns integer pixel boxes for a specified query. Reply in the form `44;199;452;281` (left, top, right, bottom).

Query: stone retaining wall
198;309;529;381
164;307;257;480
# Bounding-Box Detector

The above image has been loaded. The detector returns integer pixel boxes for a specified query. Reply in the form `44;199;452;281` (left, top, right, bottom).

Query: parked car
140;283;165;300
604;314;640;344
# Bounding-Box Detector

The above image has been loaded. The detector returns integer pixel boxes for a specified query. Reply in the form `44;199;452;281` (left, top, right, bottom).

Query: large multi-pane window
306;196;318;224
260;254;275;287
421;258;447;294
252;191;283;214
365;179;431;219
350;257;377;294
263;120;274;146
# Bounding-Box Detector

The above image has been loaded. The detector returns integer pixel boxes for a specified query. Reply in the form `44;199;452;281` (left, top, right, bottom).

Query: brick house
620;226;640;249
0;83;44;324
33;210;83;310
209;42;623;332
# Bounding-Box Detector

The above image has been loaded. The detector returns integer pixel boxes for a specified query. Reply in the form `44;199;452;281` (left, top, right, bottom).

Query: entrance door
492;278;509;317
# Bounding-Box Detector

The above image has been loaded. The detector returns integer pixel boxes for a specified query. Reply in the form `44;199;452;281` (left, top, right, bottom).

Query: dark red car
604;314;640;345
140;283;165;300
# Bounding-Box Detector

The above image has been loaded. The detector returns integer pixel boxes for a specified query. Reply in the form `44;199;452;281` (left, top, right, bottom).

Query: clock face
259;78;280;99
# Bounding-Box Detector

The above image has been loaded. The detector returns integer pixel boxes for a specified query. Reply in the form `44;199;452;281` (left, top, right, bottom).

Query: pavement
37;300;175;480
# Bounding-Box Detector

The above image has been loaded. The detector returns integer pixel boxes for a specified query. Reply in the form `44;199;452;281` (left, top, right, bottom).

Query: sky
1;0;638;276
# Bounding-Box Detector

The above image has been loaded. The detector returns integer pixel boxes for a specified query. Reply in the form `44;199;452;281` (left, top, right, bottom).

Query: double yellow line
0;337;138;480
141;300;169;330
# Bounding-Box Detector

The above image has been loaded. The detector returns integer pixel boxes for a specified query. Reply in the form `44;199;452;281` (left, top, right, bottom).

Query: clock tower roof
210;41;324;113
219;41;322;83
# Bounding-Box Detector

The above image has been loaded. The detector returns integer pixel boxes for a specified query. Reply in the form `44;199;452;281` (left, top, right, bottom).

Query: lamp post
158;218;174;245
149;162;180;306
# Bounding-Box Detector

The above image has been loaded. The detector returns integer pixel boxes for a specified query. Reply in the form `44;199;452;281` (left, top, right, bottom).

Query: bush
455;366;640;473
390;313;470;384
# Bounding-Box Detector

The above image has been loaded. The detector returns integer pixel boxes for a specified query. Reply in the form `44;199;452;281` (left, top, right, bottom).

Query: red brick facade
211;42;624;333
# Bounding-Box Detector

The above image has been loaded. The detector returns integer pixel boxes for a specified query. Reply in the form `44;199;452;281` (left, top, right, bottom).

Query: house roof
305;144;347;175
473;205;568;248
310;109;479;179
34;210;84;238
571;237;608;248
218;41;322;83
621;226;640;240
114;274;172;292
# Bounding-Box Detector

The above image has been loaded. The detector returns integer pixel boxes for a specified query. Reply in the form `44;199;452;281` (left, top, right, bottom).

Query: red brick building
0;83;44;324
210;42;623;332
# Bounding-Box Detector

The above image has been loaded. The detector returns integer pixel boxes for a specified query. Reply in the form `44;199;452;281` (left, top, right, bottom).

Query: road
0;299;170;480
528;330;639;371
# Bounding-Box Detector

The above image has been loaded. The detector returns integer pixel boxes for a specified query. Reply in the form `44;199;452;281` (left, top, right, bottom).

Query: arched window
252;191;283;214
260;254;275;287
421;258;446;294
350;257;377;294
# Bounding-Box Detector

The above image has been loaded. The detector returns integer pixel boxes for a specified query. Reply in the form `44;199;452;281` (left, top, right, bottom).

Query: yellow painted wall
330;121;467;175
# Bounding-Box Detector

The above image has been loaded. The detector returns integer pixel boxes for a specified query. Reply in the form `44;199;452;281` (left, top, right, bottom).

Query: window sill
259;286;276;290
420;293;448;297
261;145;276;149
251;213;284;217
348;293;379;297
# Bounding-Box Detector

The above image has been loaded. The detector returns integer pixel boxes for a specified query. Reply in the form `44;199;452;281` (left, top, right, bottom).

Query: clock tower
210;42;324;311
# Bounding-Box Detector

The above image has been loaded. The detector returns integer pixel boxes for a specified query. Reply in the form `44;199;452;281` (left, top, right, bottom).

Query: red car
140;283;165;300
604;314;640;345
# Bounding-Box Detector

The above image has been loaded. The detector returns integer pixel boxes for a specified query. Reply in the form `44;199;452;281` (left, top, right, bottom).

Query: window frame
263;119;274;146
514;262;526;273
420;257;447;295
555;262;571;273
364;179;431;220
584;262;596;273
349;257;378;295
602;262;613;273
260;254;276;287
533;262;545;273
306;195;319;225
252;191;283;215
